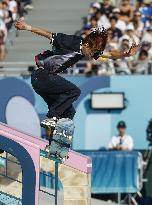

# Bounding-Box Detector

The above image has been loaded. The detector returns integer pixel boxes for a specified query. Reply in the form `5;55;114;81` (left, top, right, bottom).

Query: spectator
0;29;6;61
120;38;130;51
80;25;91;39
8;0;18;21
142;27;152;44
16;0;25;18
0;0;33;61
89;15;98;28
89;2;101;15
4;10;13;31
119;23;140;46
84;60;99;76
145;16;152;28
119;0;134;23
105;28;118;52
115;38;132;74
107;28;117;44
1;1;13;31
133;11;144;38
112;8;126;32
131;50;150;74
76;1;152;76
87;2;101;24
109;16;122;41
97;58;115;75
108;121;134;150
141;41;152;61
100;0;115;18
96;9;110;29
0;2;5;19
0;17;7;42
85;58;115;76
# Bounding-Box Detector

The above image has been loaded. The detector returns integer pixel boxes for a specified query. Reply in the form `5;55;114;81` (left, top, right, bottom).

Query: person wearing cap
119;23;140;47
87;2;101;26
92;2;101;10
112;8;127;31
108;121;134;150
88;2;101;17
96;9;111;29
142;27;152;44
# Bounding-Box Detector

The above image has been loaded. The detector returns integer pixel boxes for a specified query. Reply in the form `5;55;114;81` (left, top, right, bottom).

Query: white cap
121;34;130;41
113;8;120;13
92;2;101;9
126;23;134;31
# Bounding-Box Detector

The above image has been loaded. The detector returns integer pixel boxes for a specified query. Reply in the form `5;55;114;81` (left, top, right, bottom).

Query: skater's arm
15;19;52;40
29;26;52;40
99;42;141;60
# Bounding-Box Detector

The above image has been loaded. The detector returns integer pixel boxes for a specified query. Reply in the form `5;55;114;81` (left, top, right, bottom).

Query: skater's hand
15;18;31;31
127;42;141;57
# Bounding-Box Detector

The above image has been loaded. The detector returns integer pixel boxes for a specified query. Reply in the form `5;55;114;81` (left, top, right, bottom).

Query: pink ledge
0;123;92;173
64;150;92;173
0;123;48;150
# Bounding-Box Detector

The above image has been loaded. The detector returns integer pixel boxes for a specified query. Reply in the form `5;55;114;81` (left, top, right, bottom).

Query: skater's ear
83;42;90;47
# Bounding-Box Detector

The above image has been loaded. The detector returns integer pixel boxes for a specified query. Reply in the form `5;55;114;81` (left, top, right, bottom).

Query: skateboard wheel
45;145;50;152
53;130;57;135
67;135;72;140
62;157;66;163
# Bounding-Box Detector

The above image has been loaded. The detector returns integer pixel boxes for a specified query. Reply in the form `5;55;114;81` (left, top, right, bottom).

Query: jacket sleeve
51;33;82;51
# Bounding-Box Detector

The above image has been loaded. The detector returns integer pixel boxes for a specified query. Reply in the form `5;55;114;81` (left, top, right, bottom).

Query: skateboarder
15;19;140;137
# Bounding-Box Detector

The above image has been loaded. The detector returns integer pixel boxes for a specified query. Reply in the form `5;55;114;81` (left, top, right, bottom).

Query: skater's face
82;43;100;59
118;127;126;136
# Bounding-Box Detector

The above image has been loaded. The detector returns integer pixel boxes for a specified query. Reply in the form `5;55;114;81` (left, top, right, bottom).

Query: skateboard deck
45;118;75;163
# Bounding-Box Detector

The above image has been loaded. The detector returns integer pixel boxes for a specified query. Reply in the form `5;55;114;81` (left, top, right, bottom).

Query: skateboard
45;118;75;163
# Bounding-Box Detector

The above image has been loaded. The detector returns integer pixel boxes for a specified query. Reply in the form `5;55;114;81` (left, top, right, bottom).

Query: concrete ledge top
0;123;48;150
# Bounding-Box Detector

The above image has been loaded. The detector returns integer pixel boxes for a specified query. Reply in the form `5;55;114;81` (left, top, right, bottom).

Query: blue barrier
81;151;142;194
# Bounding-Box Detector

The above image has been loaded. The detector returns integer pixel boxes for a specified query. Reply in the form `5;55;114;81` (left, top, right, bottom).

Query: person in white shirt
96;9;110;29
119;23;140;47
8;0;17;21
108;121;134;151
112;8;127;32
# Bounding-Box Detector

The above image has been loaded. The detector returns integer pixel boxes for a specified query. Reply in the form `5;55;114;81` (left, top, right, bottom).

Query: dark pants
31;69;81;120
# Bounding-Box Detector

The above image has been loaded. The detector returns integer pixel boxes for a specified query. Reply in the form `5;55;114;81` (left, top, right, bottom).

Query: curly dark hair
82;27;108;52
